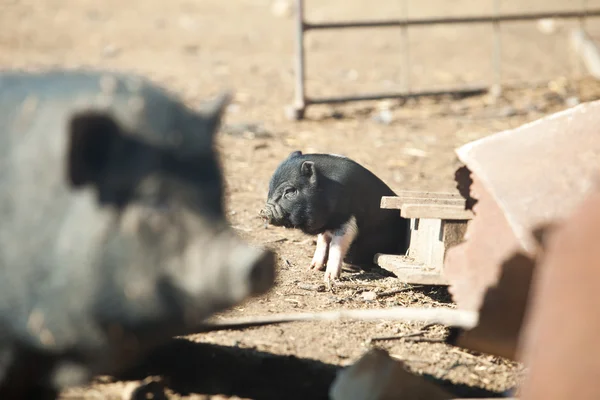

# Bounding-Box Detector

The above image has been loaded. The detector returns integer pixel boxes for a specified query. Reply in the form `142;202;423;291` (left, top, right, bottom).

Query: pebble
222;123;273;139
565;96;581;108
272;0;293;17
401;147;428;158
372;109;393;125
537;18;557;35
361;291;377;301
498;105;517;118
226;103;241;114
345;69;359;81
101;44;120;58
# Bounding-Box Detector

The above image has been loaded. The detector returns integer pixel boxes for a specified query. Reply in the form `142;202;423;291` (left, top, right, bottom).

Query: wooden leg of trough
373;217;468;286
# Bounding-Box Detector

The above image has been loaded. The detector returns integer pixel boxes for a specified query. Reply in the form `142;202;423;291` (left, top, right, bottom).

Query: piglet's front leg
309;232;332;271
324;216;359;284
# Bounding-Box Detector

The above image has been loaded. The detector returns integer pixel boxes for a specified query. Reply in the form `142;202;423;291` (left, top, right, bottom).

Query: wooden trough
374;190;473;285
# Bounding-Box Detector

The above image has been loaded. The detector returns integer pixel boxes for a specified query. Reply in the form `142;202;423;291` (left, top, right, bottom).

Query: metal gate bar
287;0;600;120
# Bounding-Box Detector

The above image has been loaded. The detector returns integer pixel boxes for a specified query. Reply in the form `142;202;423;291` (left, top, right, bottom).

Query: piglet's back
300;153;396;196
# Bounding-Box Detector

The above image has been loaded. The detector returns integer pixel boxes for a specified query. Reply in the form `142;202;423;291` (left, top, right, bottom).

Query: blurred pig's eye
284;187;297;199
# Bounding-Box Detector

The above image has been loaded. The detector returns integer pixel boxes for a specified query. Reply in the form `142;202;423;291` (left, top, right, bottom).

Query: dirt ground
3;0;600;398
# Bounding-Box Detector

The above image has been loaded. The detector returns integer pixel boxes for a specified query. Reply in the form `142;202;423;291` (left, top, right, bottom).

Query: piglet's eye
284;187;297;198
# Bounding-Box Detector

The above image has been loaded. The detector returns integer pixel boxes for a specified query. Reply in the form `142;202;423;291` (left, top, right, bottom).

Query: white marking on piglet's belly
324;215;359;283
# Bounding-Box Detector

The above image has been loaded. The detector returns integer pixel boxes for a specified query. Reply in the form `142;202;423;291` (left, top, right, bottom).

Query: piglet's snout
259;203;276;222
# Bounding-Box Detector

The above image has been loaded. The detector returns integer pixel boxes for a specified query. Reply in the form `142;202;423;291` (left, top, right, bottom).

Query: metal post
578;0;588;76
286;0;307;120
302;10;600;30
492;0;502;95
401;0;410;92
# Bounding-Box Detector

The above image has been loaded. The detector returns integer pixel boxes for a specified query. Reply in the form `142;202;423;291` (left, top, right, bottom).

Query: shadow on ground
118;338;507;399
119;338;339;400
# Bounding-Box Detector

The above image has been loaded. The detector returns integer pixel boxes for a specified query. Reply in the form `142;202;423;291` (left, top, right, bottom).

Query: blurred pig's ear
300;161;317;182
198;91;232;140
288;150;302;158
67;112;123;188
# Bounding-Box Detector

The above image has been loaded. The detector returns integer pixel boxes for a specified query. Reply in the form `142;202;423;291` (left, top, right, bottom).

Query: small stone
386;159;410;168
393;171;406;183
565;96;580;108
345;69;359;81
102;44;120;58
361;291;377;301
498;105;517;118
226;103;240;114
401;147;428;158
272;0;293;18
222;123;273;139
548;77;569;96
372;110;393;125
537;18;557;35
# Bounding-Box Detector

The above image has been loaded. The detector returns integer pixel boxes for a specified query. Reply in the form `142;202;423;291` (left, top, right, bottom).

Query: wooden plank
381;191;465;211
381;196;466;210
395;190;463;199
400;203;474;220
409;218;444;270
374;254;449;285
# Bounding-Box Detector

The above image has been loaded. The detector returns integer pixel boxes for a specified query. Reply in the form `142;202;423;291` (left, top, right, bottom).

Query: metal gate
286;0;600;120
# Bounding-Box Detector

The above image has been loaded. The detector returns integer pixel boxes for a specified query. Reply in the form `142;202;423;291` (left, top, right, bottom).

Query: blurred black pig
260;151;409;283
0;69;276;398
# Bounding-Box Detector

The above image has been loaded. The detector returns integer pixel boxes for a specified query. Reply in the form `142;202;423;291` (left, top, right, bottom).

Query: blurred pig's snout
229;244;276;299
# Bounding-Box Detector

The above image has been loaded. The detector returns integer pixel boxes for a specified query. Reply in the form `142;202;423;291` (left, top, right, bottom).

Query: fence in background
287;0;600;120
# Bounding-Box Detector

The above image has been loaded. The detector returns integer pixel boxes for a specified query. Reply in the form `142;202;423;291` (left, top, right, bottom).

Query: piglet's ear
289;150;302;159
300;160;316;182
67;112;123;188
